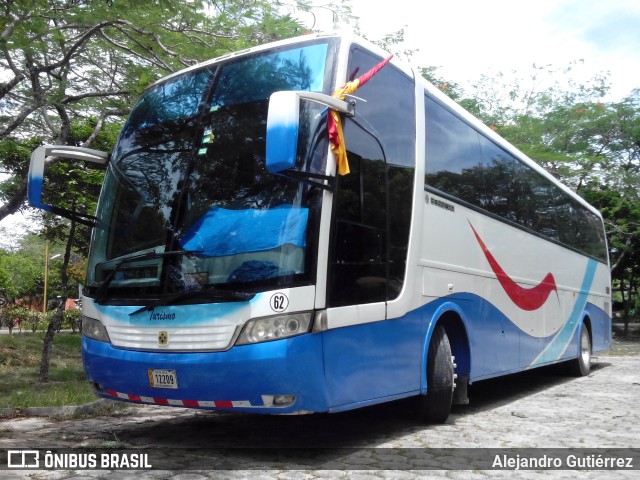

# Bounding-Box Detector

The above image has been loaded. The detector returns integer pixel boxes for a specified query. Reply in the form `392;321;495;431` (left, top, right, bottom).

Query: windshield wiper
92;250;203;303
129;288;255;315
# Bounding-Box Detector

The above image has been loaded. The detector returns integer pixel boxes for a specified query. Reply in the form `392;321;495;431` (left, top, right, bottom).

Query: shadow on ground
107;361;604;450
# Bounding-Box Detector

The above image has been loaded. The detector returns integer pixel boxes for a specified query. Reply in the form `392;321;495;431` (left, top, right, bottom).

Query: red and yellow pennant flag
327;54;393;175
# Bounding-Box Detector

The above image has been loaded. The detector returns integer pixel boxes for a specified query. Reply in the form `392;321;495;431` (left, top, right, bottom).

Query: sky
312;0;640;101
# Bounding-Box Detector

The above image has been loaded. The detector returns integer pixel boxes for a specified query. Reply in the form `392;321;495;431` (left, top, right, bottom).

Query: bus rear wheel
417;324;454;423
569;326;591;377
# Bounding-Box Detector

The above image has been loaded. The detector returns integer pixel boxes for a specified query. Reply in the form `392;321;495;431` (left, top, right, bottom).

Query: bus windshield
85;40;334;301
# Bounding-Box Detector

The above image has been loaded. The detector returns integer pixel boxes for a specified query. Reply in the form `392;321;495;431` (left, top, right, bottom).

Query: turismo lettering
149;311;176;321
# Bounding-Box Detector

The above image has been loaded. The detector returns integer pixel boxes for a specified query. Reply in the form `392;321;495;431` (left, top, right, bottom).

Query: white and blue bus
28;33;611;422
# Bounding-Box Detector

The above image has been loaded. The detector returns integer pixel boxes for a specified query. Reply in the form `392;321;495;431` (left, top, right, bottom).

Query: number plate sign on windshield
148;369;178;389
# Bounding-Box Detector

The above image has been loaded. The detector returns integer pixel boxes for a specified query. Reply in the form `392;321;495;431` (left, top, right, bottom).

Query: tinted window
517;166;560;240
329;121;387;307
425;96;484;206
387;166;414;298
481;136;536;227
425;94;607;262
347;47;415;167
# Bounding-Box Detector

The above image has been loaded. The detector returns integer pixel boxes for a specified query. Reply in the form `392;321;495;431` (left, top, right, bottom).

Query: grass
0;332;96;409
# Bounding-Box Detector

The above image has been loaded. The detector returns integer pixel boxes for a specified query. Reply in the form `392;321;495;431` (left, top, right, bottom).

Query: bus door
321;118;414;408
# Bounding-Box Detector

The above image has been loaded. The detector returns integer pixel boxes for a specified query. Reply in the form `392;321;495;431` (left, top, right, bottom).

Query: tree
39;216;78;381
0;232;80;308
419;66;466;103
0;234;50;306
582;182;640;334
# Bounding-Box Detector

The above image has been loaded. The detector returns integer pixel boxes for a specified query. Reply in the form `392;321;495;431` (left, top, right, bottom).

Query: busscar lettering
148;311;176;321
430;196;455;212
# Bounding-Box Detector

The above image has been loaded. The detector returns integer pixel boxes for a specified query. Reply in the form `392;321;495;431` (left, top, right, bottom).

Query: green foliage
420;66;466;102
68;118;122;152
0;245;44;300
62;308;82;333
0;137;43;211
0;305;33;333
367;27;417;61
25;311;46;333
0;233;85;306
0;137;42;178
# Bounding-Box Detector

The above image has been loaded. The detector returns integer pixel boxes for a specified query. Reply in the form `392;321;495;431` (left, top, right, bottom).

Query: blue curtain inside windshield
180;206;308;257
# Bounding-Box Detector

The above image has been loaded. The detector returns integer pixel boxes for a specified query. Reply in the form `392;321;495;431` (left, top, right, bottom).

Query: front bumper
82;332;328;414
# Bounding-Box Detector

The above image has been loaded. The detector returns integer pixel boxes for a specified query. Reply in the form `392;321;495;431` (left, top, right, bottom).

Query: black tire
569;326;591;377
417;325;454;423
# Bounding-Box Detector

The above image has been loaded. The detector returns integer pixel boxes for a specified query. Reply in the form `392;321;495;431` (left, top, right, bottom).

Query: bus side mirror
265;91;300;173
28;145;109;226
265;91;353;174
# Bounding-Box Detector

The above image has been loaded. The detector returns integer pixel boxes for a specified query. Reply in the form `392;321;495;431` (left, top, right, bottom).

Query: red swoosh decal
469;222;557;311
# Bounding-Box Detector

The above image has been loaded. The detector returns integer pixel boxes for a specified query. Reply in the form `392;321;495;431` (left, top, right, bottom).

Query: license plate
148;369;178;389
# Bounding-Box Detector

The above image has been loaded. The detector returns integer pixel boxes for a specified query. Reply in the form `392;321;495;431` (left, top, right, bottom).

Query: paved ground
1;329;639;479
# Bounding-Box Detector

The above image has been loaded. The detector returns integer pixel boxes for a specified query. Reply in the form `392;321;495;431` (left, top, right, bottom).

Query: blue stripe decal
530;258;598;367
94;298;251;326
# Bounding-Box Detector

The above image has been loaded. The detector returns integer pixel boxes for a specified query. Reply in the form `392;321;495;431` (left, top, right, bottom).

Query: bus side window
328;121;387;307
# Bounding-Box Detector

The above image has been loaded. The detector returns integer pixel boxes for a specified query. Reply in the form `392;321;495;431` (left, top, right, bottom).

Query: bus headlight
82;316;111;343
236;312;313;345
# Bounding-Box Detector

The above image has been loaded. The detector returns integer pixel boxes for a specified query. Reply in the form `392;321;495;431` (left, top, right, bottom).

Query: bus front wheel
417;324;454;423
